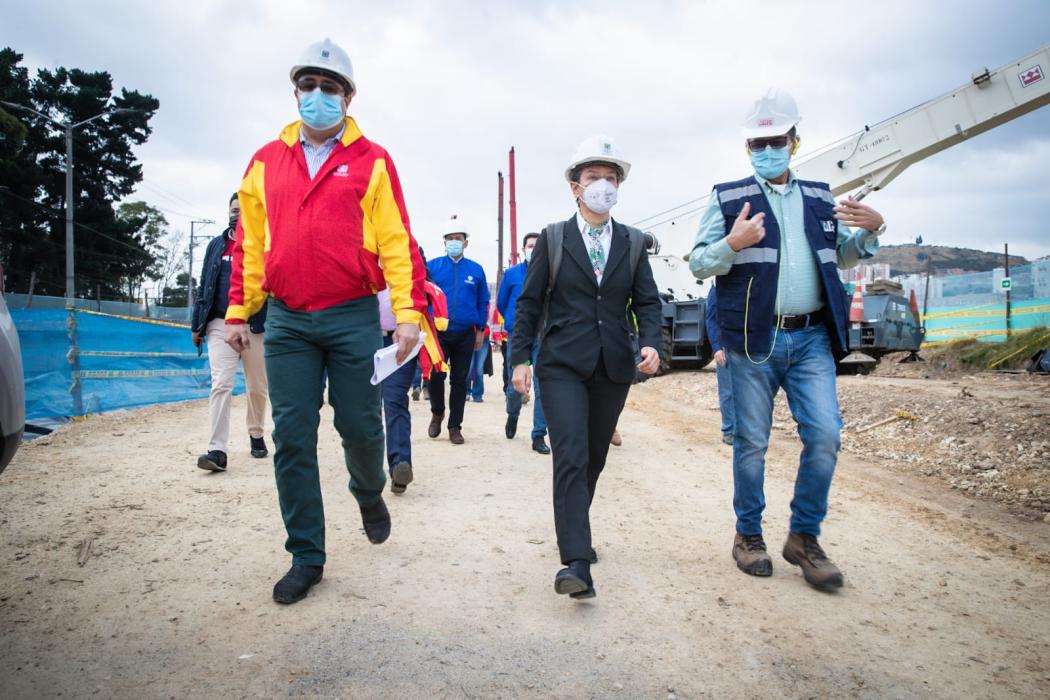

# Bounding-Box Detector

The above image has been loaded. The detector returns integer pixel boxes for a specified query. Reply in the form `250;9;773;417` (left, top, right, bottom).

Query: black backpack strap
540;221;565;340
624;225;645;280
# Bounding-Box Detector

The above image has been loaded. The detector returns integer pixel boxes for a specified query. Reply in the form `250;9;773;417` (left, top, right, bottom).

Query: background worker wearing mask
704;284;733;445
426;216;490;445
191;193;269;472
511;135;662;600
225;38;427;605
496;233;549;455
689;88;886;592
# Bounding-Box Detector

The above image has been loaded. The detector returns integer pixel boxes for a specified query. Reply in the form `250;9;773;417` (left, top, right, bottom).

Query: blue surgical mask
751;147;791;180
445;240;464;257
298;89;345;130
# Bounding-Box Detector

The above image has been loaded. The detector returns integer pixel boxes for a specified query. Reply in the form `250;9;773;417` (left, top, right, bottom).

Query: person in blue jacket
496;232;549;454
705;284;734;445
426;216;490;444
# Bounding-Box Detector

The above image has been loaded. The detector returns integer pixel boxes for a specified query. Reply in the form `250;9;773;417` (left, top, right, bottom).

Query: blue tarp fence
12;306;243;423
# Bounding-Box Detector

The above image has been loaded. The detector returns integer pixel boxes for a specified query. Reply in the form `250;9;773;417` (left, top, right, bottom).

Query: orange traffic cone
849;286;865;324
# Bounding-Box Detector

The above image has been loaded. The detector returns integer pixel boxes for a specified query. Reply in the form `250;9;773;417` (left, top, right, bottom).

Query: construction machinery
839;280;925;374
644;233;712;373
646;42;1050;373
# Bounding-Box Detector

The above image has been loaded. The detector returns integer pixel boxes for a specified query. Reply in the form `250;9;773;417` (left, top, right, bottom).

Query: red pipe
509;147;518;265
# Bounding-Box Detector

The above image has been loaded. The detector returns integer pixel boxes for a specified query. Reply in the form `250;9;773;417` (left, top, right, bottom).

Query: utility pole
187;219;215;312
1004;243;1012;338
497;171;505;287
0;101;135;300
508;147;518;265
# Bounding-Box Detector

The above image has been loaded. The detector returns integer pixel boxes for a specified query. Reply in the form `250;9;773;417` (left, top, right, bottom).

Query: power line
630;193;712;227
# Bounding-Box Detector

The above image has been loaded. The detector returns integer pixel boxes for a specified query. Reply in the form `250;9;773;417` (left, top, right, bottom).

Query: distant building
839;263;892;289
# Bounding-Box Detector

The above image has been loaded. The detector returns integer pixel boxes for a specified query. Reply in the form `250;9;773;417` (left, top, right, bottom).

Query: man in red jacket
225;38;427;605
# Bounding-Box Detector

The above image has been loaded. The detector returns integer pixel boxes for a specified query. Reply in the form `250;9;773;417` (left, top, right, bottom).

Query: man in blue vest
689;88;887;591
497;232;549;454
427;216;490;444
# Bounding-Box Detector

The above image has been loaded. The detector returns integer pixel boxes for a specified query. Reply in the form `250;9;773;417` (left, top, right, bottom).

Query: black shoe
197;450;227;472
589;547;598;564
722;433;733;445
411;388;420;401
554;560;595;599
531;436;551;455
272;564;323;604
250;436;268;458
391;461;413;495
505;415;518;439
360;497;391;544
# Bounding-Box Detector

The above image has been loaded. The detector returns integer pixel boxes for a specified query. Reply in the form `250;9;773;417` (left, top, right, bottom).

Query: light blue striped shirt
689;170;879;315
300;124;346;179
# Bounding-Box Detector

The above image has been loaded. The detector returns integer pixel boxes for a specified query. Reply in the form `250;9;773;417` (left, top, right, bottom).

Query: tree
0;47;159;299
114;201;169;299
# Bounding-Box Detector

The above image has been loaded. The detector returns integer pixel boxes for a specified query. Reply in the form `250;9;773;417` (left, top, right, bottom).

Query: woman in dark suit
510;135;662;600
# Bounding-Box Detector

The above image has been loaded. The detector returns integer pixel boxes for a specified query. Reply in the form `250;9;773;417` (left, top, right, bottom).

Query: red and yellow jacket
419;280;449;379
226;117;426;325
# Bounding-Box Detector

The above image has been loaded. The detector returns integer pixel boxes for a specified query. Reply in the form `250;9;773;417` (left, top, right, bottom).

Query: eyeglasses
746;134;794;152
296;78;345;96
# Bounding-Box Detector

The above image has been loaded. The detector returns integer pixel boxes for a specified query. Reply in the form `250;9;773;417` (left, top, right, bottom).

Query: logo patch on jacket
334;164;350;177
465;275;475;284
821;220;835;232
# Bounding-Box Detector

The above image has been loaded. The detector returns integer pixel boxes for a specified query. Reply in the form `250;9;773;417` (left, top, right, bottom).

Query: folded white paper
370;332;426;385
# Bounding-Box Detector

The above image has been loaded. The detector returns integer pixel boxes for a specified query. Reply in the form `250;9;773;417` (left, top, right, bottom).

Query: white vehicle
0;264;25;473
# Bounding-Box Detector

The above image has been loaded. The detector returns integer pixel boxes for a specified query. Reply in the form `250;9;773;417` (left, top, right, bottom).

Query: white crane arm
792;44;1050;198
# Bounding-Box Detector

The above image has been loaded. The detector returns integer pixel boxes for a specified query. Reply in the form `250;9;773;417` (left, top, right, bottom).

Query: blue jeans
504;334;547;439
468;341;489;401
727;325;842;537
381;335;414;472
715;357;734;437
412;362;423;392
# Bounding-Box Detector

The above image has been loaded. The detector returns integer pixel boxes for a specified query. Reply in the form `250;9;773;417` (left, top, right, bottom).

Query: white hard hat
564;134;631;183
443;215;469;238
741;88;800;139
290;38;356;95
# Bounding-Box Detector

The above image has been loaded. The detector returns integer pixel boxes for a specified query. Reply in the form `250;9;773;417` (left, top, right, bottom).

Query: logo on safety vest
334;164;349;177
1020;65;1044;87
821;220;835;232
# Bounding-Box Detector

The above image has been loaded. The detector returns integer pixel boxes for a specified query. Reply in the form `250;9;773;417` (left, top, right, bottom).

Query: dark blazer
510;214;662;384
192;229;267;335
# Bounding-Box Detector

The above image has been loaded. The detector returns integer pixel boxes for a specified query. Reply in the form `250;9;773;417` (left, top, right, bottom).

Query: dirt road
2;361;1048;698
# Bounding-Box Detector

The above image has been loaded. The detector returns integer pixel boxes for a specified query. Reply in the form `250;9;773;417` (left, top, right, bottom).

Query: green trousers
265;297;386;566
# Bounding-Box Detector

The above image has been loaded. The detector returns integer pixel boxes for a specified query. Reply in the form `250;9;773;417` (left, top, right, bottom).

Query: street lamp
0;100;136;300
187;219;215;311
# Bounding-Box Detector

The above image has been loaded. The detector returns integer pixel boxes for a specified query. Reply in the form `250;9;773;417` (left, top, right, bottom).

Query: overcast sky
3;0;1049;283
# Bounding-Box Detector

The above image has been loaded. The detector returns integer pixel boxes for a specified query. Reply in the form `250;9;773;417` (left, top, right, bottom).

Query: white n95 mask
580;178;618;214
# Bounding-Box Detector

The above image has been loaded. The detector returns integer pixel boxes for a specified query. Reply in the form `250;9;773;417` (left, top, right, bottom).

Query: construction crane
793;43;1050;198
649;42;1050;373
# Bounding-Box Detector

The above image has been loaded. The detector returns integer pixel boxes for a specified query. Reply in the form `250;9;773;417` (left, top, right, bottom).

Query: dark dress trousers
511;214;661;564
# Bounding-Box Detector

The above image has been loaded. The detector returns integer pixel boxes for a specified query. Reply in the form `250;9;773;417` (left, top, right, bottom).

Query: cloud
3;0;1049;277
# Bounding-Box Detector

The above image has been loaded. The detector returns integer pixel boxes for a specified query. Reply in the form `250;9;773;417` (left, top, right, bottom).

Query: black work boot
782;532;844;591
531;436;551;454
197;450;227;472
272;565;323;604
732;533;773;576
360;497;391;544
250;436;268;458
505;415;518;439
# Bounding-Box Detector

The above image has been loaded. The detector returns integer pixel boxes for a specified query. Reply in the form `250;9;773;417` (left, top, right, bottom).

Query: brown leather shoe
732;533;773;576
782;532;844;591
428;413;444;438
448;427;464;445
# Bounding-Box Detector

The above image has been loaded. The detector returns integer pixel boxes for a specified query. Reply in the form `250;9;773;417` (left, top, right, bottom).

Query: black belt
778;312;819;330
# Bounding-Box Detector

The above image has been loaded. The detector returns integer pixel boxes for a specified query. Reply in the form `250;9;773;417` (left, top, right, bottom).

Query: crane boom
792;43;1050;197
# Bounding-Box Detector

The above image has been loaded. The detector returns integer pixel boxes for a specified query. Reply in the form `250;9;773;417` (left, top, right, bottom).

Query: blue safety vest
713;175;850;355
